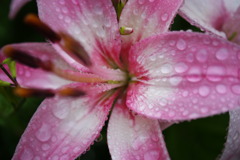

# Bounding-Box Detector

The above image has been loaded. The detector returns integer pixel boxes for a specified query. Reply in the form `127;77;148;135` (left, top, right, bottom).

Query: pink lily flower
180;1;240;159
2;0;240;159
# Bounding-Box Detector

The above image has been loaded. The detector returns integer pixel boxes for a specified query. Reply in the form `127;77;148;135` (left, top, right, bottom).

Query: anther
3;46;52;70
58;87;85;97
24;14;61;42
59;33;92;66
119;26;133;35
15;87;55;97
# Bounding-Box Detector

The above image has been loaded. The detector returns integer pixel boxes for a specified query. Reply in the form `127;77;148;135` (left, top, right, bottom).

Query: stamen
24;14;61;42
0;63;18;86
3;46;53;72
58;87;85;97
119;26;133;35
15;87;55;97
15;87;86;98
59;33;92;66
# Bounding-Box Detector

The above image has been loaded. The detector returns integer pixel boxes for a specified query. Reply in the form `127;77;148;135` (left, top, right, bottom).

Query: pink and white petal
9;0;31;18
179;0;227;37
220;108;240;160
108;101;170;160
222;6;240;44
119;0;183;53
12;89;118;160
2;43;75;89
37;0;122;67
127;32;240;120
223;0;240;14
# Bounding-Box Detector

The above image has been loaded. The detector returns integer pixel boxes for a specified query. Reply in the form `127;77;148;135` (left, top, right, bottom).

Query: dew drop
20;148;33;160
200;107;208;113
206;66;225;82
35;123;51;142
174;62;188;73
42;144;50;151
198;86;210;97
161;13;168;21
176;39;187;50
196;49;208;63
52;101;70;119
169;76;182;86
216;84;227;94
216;48;229;60
187;66;202;82
160;63;173;74
144;150;160;160
231;84;240;95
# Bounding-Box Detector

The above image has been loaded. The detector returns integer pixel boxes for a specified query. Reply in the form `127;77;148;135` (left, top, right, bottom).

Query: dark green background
0;0;229;159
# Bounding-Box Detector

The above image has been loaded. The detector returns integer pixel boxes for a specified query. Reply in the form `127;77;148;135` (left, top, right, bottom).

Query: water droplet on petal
206;66;226;82
196;49;208;63
144;150;160;160
161;63;173;74
198;86;210;97
35;123;51;142
20;148;33;160
52;101;70;119
187;66;202;82
169;76;182;86
216;48;229;60
174;62;188;73
176;39;187;50
42;144;50;151
161;13;168;21
216;84;227;94
231;84;240;95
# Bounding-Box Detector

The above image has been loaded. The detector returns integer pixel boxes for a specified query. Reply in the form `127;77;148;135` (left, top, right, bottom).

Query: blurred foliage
0;0;229;160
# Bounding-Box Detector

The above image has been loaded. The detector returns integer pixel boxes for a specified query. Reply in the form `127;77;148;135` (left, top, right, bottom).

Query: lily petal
120;0;183;58
220;108;240;160
127;32;240;120
223;0;240;14
2;43;74;89
37;0;122;68
9;0;31;18
12;89;117;160
108;100;170;160
179;0;227;37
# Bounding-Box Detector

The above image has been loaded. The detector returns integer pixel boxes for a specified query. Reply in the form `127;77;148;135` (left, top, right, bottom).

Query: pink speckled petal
2;43;75;89
220;108;240;160
9;0;31;18
127;32;240;120
12;89;118;160
179;0;227;37
108;101;170;160
37;0;122;68
159;120;174;130
119;0;183;55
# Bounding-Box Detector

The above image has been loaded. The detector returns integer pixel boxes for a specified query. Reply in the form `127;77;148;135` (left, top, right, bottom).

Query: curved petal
108;101;170;160
127;32;240;120
223;0;240;14
220;108;240;160
9;0;31;18
222;6;240;44
12;89;118;160
179;0;227;37
119;0;183;58
2;43;73;89
37;0;122;68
